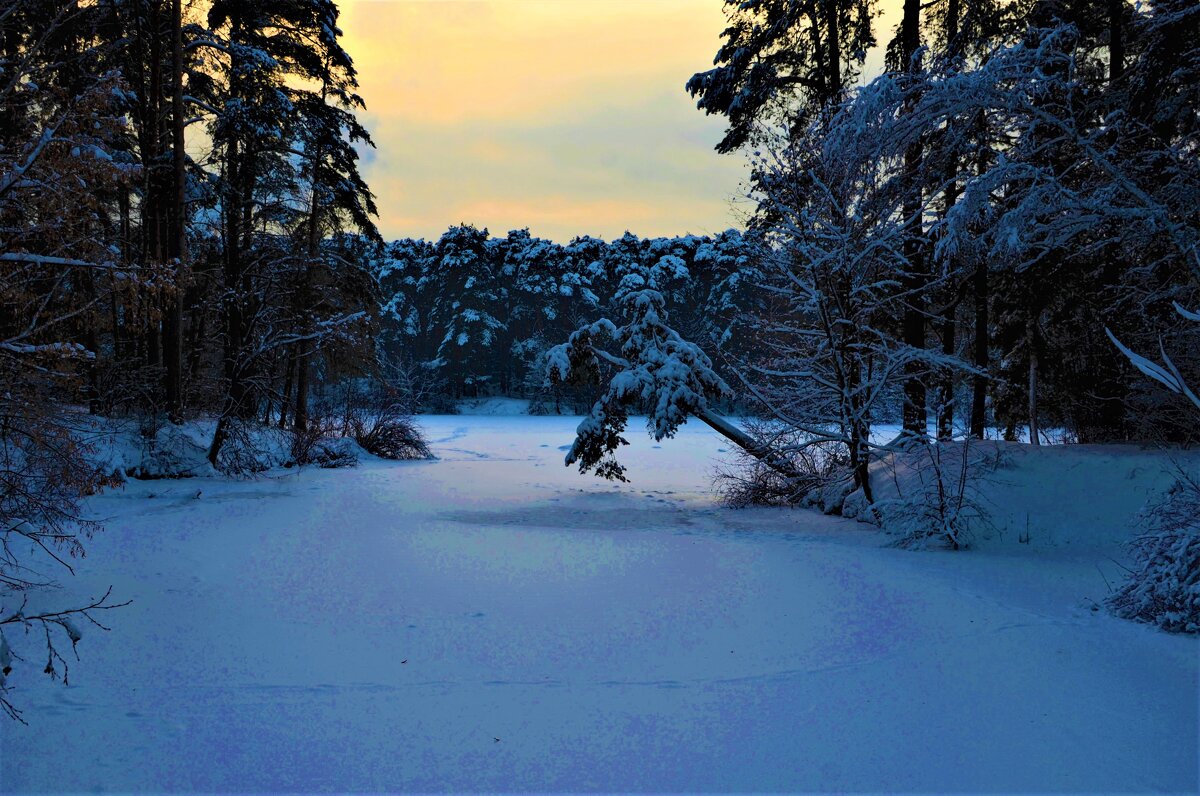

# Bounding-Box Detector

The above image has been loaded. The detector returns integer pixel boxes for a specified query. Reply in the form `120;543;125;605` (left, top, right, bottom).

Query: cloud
339;0;748;242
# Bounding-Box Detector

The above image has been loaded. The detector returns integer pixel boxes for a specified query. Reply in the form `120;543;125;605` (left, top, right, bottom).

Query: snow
455;396;532;415
1;416;1197;792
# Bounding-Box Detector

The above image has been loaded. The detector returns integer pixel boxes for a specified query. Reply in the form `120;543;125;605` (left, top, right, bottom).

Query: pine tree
687;0;876;152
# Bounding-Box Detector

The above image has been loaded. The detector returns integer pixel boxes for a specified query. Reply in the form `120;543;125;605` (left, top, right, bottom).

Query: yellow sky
339;0;751;242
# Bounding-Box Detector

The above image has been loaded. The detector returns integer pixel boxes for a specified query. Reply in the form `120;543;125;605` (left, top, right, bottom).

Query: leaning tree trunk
696;409;804;483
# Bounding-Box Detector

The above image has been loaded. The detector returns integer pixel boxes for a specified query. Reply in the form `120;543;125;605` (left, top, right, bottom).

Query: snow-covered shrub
869;440;997;550
215;420;290;476
306;437;361;469
287;411;341;469
1109;304;1200;632
358;416;428;460
127;424;214;479
1108;473;1200;633
347;410;429;461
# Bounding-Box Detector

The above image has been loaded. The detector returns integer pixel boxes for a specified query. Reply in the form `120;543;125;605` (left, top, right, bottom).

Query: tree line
375;226;755;410
2;0;381;466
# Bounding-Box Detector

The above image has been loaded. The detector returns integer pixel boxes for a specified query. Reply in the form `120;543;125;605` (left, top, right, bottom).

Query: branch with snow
1107;303;1200;411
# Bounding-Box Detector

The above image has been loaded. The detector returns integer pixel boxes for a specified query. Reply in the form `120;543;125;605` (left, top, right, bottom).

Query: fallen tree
546;257;802;483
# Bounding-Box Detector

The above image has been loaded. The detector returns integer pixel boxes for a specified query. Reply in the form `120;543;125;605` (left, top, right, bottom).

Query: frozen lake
1;415;1196;791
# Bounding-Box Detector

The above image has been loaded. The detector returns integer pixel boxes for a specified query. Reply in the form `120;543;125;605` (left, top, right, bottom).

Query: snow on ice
0;416;1196;792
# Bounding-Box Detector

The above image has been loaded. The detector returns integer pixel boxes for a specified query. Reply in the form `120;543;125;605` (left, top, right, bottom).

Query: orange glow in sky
338;0;750;242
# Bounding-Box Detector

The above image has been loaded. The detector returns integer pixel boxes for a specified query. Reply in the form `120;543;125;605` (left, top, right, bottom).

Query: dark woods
1;0;383;457
0;0;396;719
685;0;1199;450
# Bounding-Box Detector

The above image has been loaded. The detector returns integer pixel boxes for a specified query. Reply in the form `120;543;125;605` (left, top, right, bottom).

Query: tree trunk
697;409;804;482
849;419;874;504
947;0;960;52
163;0;186;423
969;259;989;438
208;415;228;467
900;0;927;440
185;296;205;393
1109;0;1125;82
279;349;296;429
209;26;247;466
147;317;161;369
824;0;842;98
144;2;165;379
1027;314;1040;447
294;343;311;433
937;311;956;440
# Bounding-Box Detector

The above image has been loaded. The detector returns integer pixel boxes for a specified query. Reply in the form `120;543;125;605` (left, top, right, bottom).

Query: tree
546;236;806;482
0;0;148;720
732;85;953;500
205;0;378;465
1107;303;1200;633
430;225;506;397
687;0;876;153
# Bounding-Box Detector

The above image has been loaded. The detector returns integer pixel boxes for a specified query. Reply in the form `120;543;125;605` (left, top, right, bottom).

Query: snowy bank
824;439;1199;551
81;417;373;480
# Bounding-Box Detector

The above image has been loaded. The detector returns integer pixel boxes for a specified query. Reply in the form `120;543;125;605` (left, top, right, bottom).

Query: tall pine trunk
900;0;927;439
937;311;957;439
279;349;296;429
1109;0;1125;81
209;22;249;466
969;259;989;438
294;344;311;433
163;0;185;422
1027;314;1040;447
936;0;962;442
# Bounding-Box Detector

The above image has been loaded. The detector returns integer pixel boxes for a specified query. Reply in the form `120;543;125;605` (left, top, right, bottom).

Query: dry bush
211;419;285;475
290;411;360;469
0;388;126;721
339;384;430;461
714;423;847;508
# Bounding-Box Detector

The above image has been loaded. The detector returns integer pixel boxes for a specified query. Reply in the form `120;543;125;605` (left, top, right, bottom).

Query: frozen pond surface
1;416;1196;792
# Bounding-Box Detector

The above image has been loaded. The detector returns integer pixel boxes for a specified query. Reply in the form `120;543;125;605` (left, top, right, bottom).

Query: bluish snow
1;416;1196;792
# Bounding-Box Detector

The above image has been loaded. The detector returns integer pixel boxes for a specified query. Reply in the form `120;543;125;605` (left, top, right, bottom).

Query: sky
338;0;752;243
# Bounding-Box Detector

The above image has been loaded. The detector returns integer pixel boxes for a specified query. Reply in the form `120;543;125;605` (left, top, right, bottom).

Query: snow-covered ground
1;416;1197;792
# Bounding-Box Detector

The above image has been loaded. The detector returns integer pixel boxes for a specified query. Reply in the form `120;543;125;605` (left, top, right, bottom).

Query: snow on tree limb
1108;303;1200;411
547;272;735;481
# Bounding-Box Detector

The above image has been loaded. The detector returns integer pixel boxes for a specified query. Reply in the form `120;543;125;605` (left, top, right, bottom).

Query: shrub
870;439;998;551
714;423;847;508
335;382;431;461
1;405;125;722
1109;472;1200;633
